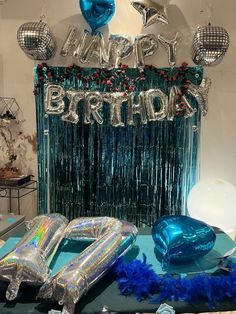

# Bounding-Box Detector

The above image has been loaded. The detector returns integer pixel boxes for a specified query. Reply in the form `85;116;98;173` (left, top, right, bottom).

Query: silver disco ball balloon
17;21;56;60
192;25;230;66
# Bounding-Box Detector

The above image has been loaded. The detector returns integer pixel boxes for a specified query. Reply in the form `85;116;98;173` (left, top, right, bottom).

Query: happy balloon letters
60;27;180;68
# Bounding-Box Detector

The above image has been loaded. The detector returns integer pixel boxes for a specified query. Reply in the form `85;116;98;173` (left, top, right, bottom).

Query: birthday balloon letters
44;81;210;126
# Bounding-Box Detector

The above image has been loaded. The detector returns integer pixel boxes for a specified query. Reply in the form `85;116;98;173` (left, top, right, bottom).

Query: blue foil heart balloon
152;215;216;271
79;0;115;33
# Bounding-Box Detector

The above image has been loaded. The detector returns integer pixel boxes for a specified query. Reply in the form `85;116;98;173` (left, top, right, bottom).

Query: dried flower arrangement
0;97;36;181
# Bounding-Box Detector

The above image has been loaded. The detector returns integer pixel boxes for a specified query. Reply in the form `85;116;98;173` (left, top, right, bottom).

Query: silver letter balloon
152;215;216;271
17;21;57;60
192;25;230;66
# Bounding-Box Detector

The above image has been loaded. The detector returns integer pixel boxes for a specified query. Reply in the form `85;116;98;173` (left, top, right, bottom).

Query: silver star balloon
131;0;168;27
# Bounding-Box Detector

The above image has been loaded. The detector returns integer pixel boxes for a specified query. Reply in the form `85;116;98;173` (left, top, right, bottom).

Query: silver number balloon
45;84;65;115
61;90;84;124
17;21;56;60
187;78;212;116
84;92;104;124
131;0;168;27
104;93;129;127
168;86;197;120
60;26;78;57
192;25;230;66
145;89;168;121
0;214;68;301
158;33;180;67
127;92;147;125
107;35;133;68
38;217;137;314
134;34;158;68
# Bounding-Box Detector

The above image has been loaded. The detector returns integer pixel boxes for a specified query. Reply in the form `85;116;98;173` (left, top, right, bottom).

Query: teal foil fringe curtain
34;66;203;226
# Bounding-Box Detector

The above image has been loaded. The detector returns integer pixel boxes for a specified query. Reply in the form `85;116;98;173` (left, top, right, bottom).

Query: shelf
0;180;37;192
0;180;38;215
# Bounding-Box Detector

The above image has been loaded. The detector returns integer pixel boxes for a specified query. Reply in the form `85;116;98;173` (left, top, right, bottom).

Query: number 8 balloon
79;0;115;34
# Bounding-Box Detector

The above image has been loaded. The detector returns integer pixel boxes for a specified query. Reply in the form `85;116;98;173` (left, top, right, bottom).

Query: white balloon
188;179;236;233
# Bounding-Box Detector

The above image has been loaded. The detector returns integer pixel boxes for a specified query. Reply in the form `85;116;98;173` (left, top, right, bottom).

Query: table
0;215;25;241
0;180;37;215
0;228;235;314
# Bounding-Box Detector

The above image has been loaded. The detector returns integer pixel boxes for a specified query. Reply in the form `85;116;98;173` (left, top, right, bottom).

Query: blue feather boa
114;254;236;310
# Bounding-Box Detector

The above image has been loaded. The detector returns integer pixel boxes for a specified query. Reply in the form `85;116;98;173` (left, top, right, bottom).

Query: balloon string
199;0;204;25
40;0;47;21
39;14;45;22
205;1;214;24
199;0;213;25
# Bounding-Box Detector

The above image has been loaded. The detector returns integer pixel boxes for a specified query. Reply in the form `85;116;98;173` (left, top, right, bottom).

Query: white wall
0;0;235;220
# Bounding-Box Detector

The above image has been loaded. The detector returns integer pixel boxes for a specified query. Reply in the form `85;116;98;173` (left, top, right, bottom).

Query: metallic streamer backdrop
34;66;203;227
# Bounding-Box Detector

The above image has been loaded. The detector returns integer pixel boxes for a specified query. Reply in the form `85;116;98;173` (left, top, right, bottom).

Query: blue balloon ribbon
79;0;115;33
152;215;216;271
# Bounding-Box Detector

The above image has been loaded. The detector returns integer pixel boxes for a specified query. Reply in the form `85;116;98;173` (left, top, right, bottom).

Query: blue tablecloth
0;227;235;313
0;227;235;276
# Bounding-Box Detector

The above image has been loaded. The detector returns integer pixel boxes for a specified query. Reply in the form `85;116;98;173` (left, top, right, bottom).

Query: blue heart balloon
152;215;216;271
79;0;115;33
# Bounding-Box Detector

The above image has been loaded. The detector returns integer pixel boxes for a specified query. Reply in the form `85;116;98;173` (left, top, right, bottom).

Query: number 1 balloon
79;0;115;33
38;217;138;314
131;0;168;27
0;214;68;301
